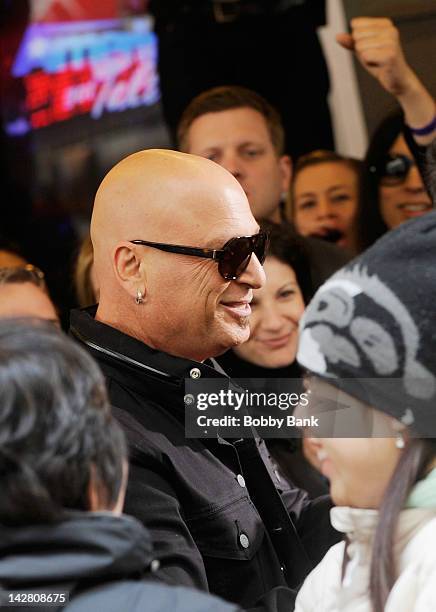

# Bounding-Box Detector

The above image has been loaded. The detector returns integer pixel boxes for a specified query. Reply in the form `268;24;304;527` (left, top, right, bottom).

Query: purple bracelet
408;115;436;136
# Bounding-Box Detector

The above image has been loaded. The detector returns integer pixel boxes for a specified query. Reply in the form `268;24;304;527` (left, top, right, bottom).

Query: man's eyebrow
200;146;220;154
238;140;263;147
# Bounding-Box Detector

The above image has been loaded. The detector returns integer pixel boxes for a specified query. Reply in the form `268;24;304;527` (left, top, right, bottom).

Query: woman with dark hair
217;221;328;498
356;111;432;251
288;150;361;253
336;17;435;253
294;211;436;611
0;321;237;612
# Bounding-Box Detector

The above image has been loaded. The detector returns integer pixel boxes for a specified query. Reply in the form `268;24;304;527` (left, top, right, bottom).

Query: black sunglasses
130;231;269;280
370;154;415;186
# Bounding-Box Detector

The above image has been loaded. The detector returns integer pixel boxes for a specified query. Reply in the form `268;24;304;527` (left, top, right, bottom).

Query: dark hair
177;85;285;156
288;149;362;217
0;237;24;258
356;111;404;251
425;138;436;204
260;220;313;303
370;438;436;612
0;320;126;525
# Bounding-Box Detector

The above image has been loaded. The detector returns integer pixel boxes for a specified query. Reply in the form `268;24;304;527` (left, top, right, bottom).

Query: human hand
336;17;419;97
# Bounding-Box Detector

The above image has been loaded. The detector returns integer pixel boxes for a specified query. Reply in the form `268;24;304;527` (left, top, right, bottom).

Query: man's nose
221;151;244;180
237;253;265;289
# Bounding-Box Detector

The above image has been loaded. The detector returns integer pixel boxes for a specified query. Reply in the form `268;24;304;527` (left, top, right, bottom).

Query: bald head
92;149;250;264
92;149;263;359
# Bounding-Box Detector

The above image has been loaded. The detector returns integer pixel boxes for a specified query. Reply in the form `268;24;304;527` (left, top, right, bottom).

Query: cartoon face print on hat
298;266;435;401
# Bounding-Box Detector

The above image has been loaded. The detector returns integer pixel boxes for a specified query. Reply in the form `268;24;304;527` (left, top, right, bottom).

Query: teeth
402;204;430;212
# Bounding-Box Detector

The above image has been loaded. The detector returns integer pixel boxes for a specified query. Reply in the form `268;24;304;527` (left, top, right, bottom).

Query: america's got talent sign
7;12;159;135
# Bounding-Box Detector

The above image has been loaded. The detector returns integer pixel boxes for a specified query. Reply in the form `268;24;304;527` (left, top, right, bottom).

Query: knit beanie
297;211;436;436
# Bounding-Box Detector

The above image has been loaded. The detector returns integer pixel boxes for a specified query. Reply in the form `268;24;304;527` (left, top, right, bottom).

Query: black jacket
215;350;329;500
70;309;339;611
0;513;237;612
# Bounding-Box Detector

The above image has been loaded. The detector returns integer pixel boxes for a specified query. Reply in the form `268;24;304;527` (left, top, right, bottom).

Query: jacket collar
331;505;436;546
0;512;153;587
70;307;228;385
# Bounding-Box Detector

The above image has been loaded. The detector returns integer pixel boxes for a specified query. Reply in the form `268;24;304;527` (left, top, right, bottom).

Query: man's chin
213;320;250;356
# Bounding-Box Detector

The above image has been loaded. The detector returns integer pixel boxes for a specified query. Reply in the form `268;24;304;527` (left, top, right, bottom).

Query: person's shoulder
66;579;239;612
303;236;352;266
387;516;436;611
302;237;352;290
401;515;436;574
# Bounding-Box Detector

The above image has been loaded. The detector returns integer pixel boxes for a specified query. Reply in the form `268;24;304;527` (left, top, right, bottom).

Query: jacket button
239;533;250;549
236;474;246;488
190;368;201;379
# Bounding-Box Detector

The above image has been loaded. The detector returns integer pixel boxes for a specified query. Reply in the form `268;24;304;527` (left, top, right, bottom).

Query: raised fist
336;17;418;97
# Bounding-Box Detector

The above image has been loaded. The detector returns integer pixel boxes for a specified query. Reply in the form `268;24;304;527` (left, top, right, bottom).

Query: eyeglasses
370;154;416;186
130;231;269;280
0;264;45;288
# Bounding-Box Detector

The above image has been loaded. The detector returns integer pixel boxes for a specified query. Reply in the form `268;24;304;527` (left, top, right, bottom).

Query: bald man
70;150;337;612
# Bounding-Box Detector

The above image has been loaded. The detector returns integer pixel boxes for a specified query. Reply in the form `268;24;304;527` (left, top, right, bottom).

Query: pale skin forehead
0;283;58;321
91;149;258;260
186;107;273;154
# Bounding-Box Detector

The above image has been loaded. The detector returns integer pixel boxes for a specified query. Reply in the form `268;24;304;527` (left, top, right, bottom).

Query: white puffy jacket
295;506;436;612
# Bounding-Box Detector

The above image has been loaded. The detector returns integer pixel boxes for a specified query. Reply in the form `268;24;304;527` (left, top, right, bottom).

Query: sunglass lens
254;231;269;264
219;233;269;280
386;156;408;176
380;155;412;185
219;237;252;280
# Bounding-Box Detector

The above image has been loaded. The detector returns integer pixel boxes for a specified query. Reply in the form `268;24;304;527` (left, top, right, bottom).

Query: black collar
70;307;228;386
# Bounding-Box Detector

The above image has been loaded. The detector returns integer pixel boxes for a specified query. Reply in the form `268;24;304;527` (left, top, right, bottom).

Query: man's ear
279;154;292;192
113;242;146;300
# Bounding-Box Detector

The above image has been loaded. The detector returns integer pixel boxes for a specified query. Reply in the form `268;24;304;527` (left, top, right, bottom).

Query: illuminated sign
7;17;159;135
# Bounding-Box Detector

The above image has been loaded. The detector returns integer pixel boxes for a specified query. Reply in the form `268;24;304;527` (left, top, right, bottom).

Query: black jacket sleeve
124;460;208;590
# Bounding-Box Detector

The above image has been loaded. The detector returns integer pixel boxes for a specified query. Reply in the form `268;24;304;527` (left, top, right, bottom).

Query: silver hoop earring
135;289;144;305
395;432;405;449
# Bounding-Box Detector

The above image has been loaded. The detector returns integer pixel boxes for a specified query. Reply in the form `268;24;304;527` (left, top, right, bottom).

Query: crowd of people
1;14;436;612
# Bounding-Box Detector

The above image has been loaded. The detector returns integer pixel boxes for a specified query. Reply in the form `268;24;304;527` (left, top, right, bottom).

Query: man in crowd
177;85;350;288
71;149;337;611
149;0;332;157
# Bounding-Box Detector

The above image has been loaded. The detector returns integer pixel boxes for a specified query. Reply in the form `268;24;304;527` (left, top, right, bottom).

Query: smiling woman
294;211;436;612
356;111;433;252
